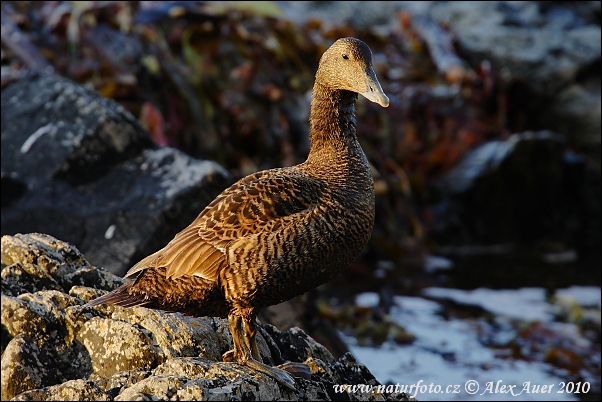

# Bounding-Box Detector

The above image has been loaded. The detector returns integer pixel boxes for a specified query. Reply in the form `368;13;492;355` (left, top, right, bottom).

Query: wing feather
126;249;162;278
124;168;325;283
166;241;219;280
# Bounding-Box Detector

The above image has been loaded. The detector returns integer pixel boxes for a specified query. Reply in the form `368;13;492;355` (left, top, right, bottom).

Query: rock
432;131;601;250
1;334;45;400
265;325;336;365
424;1;601;149
550;77;601;155
425;2;599;92
12;379;110;401
1;233;410;401
277;1;402;29
279;1;601;150
1;73;231;276
77;317;159;378
1;262;63;298
1;233;125;297
88;368;151;399
260;293;351;360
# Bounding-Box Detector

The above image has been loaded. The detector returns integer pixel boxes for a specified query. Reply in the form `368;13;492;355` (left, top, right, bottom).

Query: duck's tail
84;281;150;309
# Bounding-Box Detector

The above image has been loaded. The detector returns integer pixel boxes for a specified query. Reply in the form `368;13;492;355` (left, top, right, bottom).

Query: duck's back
220;152;375;309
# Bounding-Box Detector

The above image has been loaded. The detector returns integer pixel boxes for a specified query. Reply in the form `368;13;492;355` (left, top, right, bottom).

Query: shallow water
342;286;600;401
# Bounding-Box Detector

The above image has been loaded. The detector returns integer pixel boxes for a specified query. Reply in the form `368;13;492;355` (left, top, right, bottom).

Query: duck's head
316;37;389;108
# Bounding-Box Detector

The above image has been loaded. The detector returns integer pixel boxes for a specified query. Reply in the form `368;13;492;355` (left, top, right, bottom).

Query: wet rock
1;73;231;276
1;233;410;401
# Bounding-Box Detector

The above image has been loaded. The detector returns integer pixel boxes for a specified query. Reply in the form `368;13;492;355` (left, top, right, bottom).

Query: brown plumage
85;37;389;388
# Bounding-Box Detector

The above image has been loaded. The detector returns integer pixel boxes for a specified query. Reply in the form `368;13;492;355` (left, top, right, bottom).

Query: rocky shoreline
1;233;410;401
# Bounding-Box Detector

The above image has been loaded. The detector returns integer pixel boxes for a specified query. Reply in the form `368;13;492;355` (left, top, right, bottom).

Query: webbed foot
277;361;311;380
244;357;296;390
227;309;299;391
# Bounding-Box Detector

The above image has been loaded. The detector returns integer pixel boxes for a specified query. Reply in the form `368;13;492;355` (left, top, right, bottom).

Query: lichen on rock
1;233;410;401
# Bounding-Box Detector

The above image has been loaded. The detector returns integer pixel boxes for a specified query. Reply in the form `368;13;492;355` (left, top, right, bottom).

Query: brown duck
85;37;389;388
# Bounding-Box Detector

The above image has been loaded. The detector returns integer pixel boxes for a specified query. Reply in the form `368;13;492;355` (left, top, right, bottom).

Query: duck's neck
307;83;358;157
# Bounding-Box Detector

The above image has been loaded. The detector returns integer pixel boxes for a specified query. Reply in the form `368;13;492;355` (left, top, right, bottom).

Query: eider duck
85;37;389;389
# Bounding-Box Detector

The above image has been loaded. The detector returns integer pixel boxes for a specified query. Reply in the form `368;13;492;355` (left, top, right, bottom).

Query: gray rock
438;131;566;195
424;2;601;148
1;74;231;276
1;233;410;401
1;288;97;391
278;1;601;148
1;294;55;351
265;325;336;365
550;77;601;154
433;131;600;248
276;1;402;29
1;262;63;297
1;74;152;187
426;2;599;94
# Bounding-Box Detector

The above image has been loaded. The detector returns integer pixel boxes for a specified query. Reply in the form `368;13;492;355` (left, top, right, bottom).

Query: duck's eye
342;54;349;60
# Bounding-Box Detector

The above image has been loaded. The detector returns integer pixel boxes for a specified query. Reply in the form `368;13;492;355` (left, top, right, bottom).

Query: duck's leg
224;309;296;390
244;314;262;361
222;310;257;362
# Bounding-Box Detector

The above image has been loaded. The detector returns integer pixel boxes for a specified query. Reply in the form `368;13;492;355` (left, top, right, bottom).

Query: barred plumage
85;37;389;389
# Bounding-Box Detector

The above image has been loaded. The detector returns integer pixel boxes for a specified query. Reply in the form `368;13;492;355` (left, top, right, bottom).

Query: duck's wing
125;168;324;282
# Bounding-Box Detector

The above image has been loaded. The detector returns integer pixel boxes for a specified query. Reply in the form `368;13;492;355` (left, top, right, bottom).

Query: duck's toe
244;357;297;390
222;349;236;362
277;361;312;380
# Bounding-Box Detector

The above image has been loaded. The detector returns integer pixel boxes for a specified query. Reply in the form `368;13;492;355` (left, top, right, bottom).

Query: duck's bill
360;72;390;107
